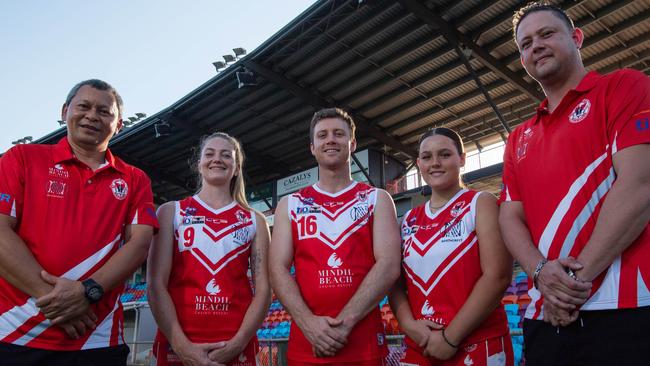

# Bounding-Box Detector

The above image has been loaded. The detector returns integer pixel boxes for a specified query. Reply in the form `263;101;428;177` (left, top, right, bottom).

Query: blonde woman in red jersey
389;128;514;366
148;132;271;366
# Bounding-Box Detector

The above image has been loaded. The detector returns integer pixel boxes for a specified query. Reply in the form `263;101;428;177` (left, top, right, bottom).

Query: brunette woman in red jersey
148;132;271;366
390;128;514;366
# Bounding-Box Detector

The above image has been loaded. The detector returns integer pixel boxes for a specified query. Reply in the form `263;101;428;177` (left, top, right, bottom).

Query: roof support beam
245;60;418;160
398;0;544;104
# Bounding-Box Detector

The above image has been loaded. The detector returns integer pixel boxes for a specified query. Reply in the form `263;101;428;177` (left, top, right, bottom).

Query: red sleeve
499;129;521;204
0;146;25;218
606;69;650;153
126;168;159;233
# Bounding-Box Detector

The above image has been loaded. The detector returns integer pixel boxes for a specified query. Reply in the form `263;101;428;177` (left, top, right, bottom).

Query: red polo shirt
0;137;159;350
500;70;650;320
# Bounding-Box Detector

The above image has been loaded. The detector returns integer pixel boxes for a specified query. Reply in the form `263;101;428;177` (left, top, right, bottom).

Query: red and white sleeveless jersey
287;182;387;363
500;70;650;320
401;189;508;349
160;196;256;343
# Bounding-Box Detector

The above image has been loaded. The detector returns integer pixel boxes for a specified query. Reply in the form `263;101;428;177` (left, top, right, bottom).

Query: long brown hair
192;132;251;210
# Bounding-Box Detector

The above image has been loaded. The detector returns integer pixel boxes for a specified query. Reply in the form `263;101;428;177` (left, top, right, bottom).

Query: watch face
88;287;102;301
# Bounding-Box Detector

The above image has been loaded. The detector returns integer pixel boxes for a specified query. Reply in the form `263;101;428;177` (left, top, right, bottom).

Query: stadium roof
36;0;650;202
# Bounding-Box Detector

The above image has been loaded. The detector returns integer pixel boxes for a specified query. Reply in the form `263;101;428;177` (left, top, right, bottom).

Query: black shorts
0;342;129;366
523;306;650;366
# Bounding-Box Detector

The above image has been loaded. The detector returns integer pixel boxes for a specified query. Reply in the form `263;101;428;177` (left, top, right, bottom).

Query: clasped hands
35;270;97;340
174;338;246;366
537;257;592;327
408;319;456;360
301;314;354;358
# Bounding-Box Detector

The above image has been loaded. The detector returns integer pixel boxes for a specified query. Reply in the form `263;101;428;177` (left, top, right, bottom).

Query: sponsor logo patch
327;253;343;269
636;117;649;131
0;193;11;203
48;164;70;179
421;300;434;317
205;279;221;295
182;216;205;225
296;206;321;215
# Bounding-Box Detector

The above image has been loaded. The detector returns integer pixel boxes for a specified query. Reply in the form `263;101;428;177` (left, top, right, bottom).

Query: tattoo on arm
250;244;262;292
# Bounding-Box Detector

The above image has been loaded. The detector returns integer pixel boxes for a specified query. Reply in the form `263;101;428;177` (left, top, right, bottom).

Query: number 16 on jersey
297;215;319;238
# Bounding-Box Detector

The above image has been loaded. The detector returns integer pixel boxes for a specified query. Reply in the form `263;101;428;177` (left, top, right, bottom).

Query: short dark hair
418;127;464;155
65;79;124;118
309;108;356;143
512;1;575;41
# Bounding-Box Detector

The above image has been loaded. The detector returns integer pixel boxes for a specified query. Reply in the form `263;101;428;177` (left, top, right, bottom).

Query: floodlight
223;54;236;63
212;61;226;71
135;113;147;118
233;47;246;57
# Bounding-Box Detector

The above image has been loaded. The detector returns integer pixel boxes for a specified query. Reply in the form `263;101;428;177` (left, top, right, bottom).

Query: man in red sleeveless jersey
500;3;650;365
269;108;401;365
0;80;158;365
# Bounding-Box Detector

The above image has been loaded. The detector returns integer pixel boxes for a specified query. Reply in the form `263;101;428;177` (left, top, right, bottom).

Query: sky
0;0;316;153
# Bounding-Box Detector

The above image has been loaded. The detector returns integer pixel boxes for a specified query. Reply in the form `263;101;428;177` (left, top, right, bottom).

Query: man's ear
572;27;584;50
61;103;68;122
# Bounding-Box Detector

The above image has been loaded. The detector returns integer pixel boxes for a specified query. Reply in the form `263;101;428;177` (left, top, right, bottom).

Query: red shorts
400;335;513;366
152;333;258;366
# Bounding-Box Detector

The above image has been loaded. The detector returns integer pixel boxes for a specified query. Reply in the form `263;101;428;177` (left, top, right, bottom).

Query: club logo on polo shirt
110;178;128;200
47;180;66;198
516;127;534;161
569;99;591;123
464;343;477;353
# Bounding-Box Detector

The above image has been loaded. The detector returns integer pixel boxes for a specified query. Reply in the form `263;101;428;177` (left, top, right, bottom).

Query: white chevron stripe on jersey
200;221;252;244
63;234;121;280
316;201;373;250
405;236;478;296
583;256;621;310
0;298;40;339
637;269;650;307
82;298;121;349
0;235;121;344
320;198;359;220
130;210;139;225
538;151;608;256
12;315;51;346
559;168;615;258
410;205;470;255
191;241;252;276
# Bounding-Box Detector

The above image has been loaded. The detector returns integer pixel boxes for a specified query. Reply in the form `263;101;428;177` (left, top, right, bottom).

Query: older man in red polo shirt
0;79;159;365
500;3;650;366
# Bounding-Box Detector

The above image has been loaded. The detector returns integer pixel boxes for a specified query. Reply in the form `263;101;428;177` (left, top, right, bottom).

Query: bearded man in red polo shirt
0;79;159;365
499;2;650;365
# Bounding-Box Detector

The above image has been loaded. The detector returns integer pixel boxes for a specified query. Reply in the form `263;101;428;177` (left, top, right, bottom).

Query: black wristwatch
82;279;104;304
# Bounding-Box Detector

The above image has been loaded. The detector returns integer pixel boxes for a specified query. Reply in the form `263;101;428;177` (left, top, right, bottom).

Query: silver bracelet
533;258;548;289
